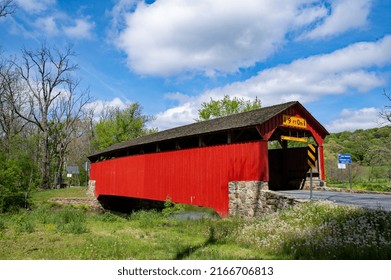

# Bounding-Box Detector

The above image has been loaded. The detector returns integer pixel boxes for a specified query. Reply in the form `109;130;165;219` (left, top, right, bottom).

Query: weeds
162;197;185;217
4;205;88;235
129;198;186;226
0;217;6;232
52;208;88;234
14;213;35;233
1;192;390;259
236;201;391;259
80;236;131;259
130;209;164;227
93;211;126;223
284;208;391;259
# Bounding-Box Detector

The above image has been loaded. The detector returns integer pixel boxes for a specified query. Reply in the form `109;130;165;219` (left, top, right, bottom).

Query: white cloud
10;1;96;41
326;107;380;132
150;36;391;131
91;97;131;111
15;0;55;14
109;0;139;32
116;0;301;76
149;102;198;131
34;16;58;36
300;0;372;39
202;35;391;103
113;0;373;76
63;18;95;39
87;98;133;120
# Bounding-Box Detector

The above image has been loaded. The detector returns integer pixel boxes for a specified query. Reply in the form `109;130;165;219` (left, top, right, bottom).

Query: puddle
169;211;218;221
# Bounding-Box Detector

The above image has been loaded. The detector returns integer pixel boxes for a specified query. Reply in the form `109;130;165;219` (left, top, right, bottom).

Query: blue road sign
338;154;352;164
66;165;79;174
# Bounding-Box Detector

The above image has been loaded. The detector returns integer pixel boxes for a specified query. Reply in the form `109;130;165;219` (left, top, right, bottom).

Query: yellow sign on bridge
281;135;308;143
282;115;307;129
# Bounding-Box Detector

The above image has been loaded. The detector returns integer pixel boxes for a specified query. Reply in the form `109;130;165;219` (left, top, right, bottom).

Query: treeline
0;44;154;212
323;126;391;185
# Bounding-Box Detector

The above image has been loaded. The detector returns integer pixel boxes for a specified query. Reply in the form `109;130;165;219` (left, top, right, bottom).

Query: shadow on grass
175;226;217;260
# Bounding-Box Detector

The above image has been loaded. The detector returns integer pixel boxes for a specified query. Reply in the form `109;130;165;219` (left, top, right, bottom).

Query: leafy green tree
93;103;156;150
0;152;32;213
197;95;261;121
323;126;391;185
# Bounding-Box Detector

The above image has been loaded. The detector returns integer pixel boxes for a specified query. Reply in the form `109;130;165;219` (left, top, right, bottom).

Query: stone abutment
228;181;300;218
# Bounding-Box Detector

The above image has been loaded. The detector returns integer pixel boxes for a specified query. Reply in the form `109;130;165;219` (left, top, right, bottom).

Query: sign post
307;144;317;199
66;165;80;188
84;161;90;187
338;154;352;190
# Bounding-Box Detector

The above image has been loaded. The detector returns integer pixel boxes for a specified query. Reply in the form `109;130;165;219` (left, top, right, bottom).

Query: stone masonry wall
47;180;103;212
228;181;300;218
87;180;96;197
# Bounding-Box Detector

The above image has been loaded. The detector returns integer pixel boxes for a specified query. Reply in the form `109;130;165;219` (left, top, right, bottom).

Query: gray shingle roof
88;101;326;159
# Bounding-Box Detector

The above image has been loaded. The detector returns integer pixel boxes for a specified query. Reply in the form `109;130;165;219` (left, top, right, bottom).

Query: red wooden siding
90;141;268;217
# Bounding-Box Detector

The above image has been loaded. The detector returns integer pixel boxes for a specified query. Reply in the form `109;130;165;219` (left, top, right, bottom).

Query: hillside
323;125;391;188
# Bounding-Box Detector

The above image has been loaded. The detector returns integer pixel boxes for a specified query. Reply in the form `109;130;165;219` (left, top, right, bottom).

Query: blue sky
1;0;390;132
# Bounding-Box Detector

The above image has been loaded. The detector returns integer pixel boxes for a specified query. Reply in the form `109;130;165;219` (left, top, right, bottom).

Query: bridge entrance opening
267;127;319;191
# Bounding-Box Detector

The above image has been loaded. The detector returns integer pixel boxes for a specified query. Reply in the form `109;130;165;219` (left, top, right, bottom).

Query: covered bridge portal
88;101;328;217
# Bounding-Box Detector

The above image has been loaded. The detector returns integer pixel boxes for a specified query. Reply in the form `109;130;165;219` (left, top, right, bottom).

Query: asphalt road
278;190;391;211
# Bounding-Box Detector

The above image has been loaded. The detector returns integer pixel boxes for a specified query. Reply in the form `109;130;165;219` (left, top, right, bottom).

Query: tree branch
0;0;15;18
379;89;391;123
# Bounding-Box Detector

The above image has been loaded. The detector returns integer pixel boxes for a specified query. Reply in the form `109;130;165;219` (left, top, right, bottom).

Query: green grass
327;181;391;192
0;188;390;260
30;186;88;205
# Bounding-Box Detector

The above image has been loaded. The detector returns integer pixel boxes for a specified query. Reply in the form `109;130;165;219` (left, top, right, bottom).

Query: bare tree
11;44;86;189
49;82;91;188
0;57;26;152
0;0;18;146
379;89;391;182
0;0;15;18
380;89;391;123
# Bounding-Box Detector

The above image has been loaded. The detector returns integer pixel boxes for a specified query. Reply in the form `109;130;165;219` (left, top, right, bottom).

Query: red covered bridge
88;101;329;217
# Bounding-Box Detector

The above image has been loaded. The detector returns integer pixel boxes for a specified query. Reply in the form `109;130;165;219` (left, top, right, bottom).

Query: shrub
162;197;185;217
0;155;30;213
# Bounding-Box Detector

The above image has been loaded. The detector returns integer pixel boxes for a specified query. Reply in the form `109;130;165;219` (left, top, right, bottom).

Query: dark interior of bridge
267;127;318;191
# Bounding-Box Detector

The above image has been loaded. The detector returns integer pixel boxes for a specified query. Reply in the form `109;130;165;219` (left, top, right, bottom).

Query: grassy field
327;181;391;192
0;187;390;260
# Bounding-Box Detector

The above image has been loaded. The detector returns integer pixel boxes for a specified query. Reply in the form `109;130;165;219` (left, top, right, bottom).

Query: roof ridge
151;100;298;134
89;101;300;158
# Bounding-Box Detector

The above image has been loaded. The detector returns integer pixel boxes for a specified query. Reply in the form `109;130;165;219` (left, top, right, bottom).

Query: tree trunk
42;127;50;189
